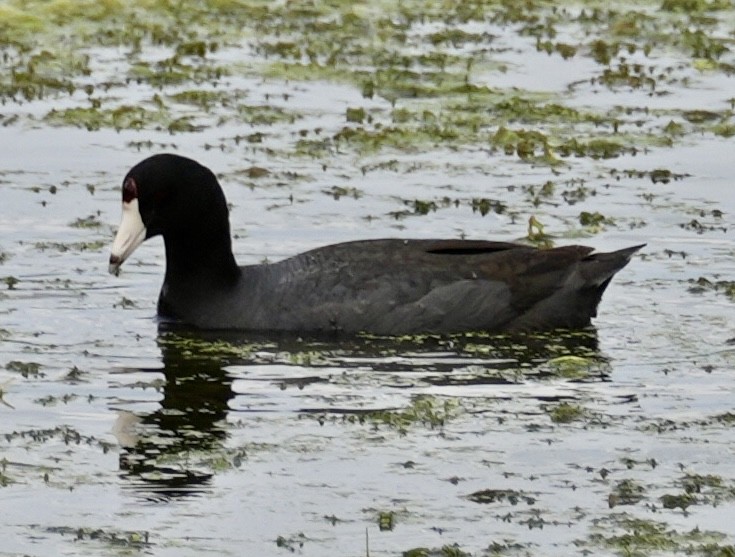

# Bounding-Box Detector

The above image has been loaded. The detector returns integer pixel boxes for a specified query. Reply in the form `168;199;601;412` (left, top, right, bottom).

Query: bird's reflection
116;326;234;499
116;324;604;500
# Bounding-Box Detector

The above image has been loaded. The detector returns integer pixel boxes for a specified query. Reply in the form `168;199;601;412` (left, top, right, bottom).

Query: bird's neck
162;229;240;288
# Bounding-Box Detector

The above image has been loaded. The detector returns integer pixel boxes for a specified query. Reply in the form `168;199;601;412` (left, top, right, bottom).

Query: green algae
688;277;735;301
169;89;232;110
3;276;19;290
129;58;228;88
34;241;106;252
334;395;460;434
3;425;112;453
660;492;697;511
324;185;362;200
583;515;734;557
378;510;395;531
33;525;151;551
157;332;259;360
69;215;103;229
466;489;537;506
608;479;646;508
45;103;206;133
6;360;43;378
546;401;587;424
545;355;599;379
579;210;615;228
0;0;730;166
275;532;308;552
402;545;473;557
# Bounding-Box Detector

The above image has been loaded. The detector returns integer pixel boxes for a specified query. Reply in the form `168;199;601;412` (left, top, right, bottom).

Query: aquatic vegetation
312;394;460;434
112;296;137;309
35;393;79;406
466;489;537;506
128;57;228;88
275;532;307;552
6;360;43;378
157;333;261;360
545;355;600;379
378;510;394;531
32;525;151;551
0;469;13;486
367;395;460;432
69;214;103;228
688;277;735;301
583;515;733;556
1;1;734;556
608;479;647;508
0;0;729;167
402;545;472;557
3;276;19;290
34;241;106;252
345;107;366;123
546;401;587;424
63;366;87;384
45;103;204;133
579;210;615;228
3;425;112;452
669;473;735;509
660;492;697;511
323;185;362;200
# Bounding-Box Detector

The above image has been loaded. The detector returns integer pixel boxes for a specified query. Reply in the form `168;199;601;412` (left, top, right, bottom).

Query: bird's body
109;154;643;334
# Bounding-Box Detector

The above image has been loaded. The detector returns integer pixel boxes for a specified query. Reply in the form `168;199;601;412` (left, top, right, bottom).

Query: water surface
1;2;735;556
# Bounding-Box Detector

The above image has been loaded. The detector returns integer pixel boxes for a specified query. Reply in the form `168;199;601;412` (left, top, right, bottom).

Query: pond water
1;2;735;556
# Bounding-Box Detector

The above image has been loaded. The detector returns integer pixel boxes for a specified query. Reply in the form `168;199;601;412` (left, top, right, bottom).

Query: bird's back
212;239;642;334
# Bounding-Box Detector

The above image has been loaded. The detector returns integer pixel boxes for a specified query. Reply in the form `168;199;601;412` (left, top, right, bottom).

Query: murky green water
1;1;735;555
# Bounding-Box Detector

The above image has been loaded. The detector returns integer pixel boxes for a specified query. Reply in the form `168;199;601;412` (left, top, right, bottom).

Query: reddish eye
123;177;138;203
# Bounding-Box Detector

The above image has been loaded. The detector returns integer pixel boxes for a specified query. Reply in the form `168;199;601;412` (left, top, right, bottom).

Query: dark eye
123;178;138;203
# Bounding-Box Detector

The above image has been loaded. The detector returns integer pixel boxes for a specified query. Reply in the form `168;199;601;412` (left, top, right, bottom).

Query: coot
109;154;643;334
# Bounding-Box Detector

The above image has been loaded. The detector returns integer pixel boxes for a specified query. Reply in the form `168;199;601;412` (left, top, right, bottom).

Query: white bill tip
109;198;146;275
